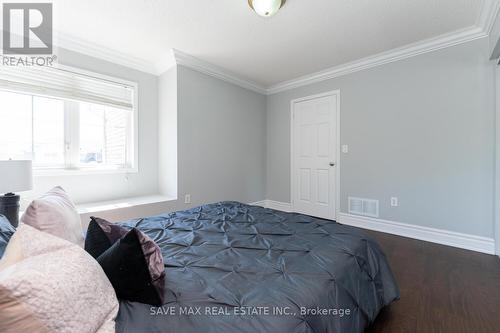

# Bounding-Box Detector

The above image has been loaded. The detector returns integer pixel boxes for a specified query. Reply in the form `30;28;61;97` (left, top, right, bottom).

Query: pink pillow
0;224;118;333
21;187;84;247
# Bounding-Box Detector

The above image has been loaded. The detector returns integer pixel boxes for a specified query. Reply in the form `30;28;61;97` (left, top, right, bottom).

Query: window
0;65;137;173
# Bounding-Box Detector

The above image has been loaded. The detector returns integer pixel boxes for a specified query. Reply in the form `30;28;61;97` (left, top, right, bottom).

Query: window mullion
64;101;80;169
31;96;35;160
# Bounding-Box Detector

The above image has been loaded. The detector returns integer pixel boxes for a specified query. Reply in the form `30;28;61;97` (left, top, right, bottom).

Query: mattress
116;202;399;333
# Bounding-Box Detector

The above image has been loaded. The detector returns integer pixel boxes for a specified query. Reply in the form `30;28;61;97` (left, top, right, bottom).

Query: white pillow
0;224;118;333
21;187;84;247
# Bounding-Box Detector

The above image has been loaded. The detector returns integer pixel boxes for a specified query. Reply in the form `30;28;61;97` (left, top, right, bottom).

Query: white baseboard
339;213;495;255
249;200;267;207
249;200;496;255
250;200;293;212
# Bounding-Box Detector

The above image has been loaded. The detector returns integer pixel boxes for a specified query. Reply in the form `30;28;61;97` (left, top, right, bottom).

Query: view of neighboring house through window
0;79;135;172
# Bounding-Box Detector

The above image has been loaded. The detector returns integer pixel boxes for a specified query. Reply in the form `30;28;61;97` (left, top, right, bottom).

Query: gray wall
25;50;268;224
81;64;268;224
158;66;178;198
175;65;267;205
266;38;495;238
27;38;497;245
29;48;160;205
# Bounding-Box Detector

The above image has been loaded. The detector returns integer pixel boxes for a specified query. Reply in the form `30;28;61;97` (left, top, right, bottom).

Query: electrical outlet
342;145;349;153
390;197;398;207
184;194;191;204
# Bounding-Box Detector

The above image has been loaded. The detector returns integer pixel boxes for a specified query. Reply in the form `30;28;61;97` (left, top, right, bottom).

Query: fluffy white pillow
21;187;84;247
0;224;118;333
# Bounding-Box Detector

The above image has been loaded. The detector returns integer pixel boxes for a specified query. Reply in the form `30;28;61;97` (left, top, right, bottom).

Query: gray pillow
0;214;15;259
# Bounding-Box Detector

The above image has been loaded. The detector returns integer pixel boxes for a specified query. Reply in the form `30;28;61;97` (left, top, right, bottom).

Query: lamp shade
0;160;33;193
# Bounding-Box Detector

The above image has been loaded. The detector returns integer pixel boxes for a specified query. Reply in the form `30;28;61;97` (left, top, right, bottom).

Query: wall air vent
348;197;379;218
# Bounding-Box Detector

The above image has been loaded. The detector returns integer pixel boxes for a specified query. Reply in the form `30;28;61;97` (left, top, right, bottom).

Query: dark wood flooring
365;230;500;333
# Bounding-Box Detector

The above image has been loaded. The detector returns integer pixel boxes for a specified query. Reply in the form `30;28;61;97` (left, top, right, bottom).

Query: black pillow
97;228;164;305
84;217;166;306
0;214;15;259
84;217;119;258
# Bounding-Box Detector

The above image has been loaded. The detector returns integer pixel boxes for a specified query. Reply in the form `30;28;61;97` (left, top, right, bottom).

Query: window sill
77;195;176;215
34;166;139;177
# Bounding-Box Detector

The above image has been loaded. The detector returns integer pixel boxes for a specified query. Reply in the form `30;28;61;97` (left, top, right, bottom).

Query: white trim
250;200;496;255
267;200;293;212
267;2;500;94
478;0;500;35
155;49;178;75
34;166;138;177
267;26;487;94
249;200;293;212
496;65;500;257
171;49;267;95
55;32;159;75
56;25;491;96
77;195;175;215
19;194;177;215
50;1;499;92
54;26;492;95
339;213;495;255
249;200;267;207
249;200;265;207
52;2;500;94
290;90;341;220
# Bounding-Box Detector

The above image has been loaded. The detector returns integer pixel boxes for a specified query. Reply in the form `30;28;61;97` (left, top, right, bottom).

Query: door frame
496;66;500;257
290;90;341;221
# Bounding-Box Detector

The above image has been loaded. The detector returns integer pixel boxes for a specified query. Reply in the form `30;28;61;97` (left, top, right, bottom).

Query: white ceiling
52;0;488;87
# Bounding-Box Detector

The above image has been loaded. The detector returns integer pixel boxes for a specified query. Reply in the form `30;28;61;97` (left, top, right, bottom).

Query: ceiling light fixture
248;0;286;18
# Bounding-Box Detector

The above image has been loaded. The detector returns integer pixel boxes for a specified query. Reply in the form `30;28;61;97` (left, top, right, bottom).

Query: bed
116;201;399;333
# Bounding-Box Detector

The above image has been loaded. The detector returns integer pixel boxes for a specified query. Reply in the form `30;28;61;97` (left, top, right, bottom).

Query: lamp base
0;193;20;228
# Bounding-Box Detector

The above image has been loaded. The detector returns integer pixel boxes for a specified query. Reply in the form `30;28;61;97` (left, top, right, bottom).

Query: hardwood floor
365;230;500;333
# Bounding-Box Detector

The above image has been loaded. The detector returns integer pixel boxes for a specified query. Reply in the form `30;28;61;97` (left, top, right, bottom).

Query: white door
292;93;338;220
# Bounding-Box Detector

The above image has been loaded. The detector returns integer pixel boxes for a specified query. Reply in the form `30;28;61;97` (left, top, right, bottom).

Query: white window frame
1;64;139;176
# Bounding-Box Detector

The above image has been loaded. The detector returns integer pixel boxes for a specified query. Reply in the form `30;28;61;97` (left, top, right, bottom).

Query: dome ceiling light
248;0;286;18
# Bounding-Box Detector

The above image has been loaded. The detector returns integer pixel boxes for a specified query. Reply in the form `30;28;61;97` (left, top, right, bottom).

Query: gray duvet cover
116;202;399;333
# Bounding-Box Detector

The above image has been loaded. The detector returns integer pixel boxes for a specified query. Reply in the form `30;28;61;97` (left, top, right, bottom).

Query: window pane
33;96;65;167
0;91;32;160
104;106;128;166
0;89;132;171
79;103;104;166
79;103;128;167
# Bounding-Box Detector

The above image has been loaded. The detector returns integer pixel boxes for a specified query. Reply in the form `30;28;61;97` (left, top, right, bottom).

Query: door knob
329;162;335;167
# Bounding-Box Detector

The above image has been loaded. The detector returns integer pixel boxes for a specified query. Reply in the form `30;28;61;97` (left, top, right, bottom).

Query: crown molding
266;26;487;94
171;49;267;95
51;1;500;95
266;1;500;95
55;32;159;75
478;0;500;34
52;34;267;93
156;49;177;75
